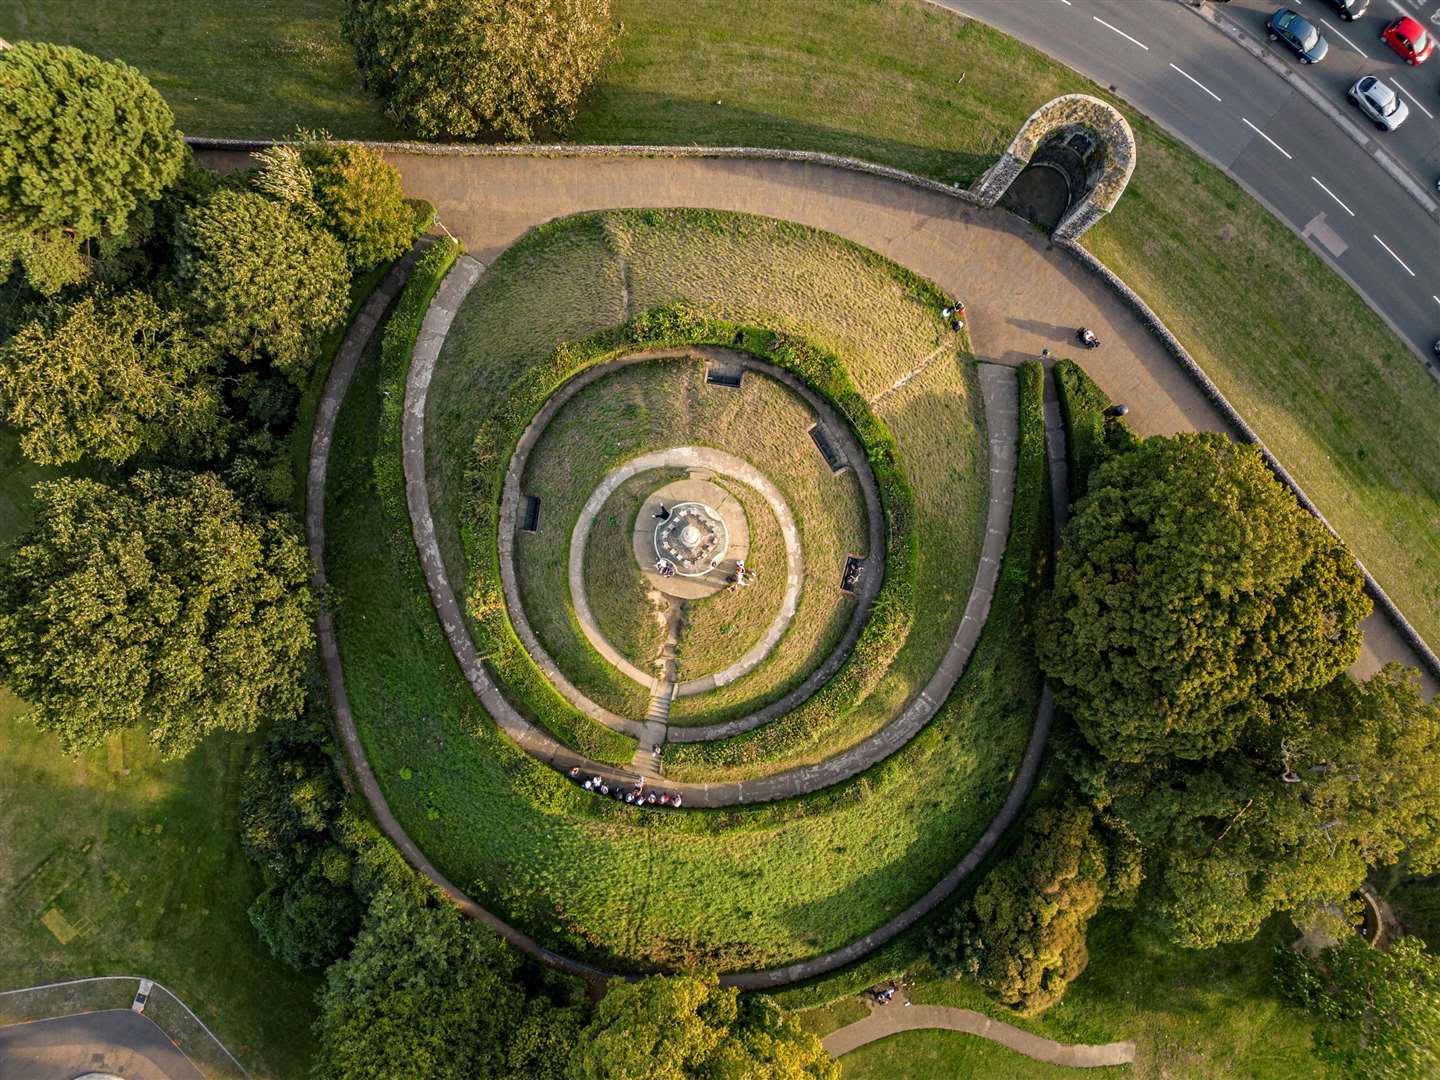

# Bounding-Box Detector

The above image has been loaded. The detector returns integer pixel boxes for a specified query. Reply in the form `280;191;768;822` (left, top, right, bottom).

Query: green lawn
826;913;1329;1080
515;357;865;724
325;233;1039;971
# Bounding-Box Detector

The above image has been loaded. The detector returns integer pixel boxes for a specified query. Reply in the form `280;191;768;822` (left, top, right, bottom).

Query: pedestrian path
821;1001;1135;1068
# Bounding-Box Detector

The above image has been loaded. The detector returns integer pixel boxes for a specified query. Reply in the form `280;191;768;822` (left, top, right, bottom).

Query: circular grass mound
327;208;1041;973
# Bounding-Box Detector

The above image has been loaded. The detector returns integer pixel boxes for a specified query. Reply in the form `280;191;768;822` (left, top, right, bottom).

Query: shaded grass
0;714;318;1080
326;263;1038;973
515;357;862;722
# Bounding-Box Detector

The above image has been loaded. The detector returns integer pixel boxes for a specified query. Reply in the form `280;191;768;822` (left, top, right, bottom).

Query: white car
1348;75;1409;130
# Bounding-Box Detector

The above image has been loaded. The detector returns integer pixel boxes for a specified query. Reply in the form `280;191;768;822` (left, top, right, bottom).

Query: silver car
1349;75;1409;131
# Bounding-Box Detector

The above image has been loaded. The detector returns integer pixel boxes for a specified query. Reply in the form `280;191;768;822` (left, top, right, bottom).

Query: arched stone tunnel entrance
972;94;1135;240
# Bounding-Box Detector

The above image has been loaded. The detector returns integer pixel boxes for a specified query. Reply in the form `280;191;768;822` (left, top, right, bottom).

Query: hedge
1053;358;1139;499
1006;362;1051;591
373;238;636;765
459;302;920;774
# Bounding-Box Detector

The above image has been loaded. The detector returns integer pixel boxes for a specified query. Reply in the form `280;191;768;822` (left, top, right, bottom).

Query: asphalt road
940;0;1440;370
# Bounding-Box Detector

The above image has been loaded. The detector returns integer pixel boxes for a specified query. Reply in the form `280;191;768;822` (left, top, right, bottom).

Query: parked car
1268;8;1329;64
1349;74;1410;130
1381;16;1433;65
1324;0;1369;20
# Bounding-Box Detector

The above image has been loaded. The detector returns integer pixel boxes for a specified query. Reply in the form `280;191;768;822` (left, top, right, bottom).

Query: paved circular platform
0;1012;204;1080
632;478;747;599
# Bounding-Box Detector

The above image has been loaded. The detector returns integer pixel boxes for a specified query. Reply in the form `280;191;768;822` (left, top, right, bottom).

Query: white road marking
1241;117;1294;159
1395;82;1435;120
1384;0;1408;15
1093;16;1149;50
1319;18;1372;57
1311;176;1355;216
1433;294;1440;307
1373;234;1416;276
1169;63;1222;102
1058;0;1072;6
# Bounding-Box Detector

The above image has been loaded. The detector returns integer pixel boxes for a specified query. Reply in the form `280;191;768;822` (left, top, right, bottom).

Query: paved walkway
569;447;801;700
822;1002;1135;1069
377;149;1429;693
0;1012;204;1080
308;253;1057;987
404;288;1021;802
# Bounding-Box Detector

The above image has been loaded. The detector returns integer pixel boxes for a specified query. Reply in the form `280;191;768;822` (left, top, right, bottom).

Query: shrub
0;288;224;465
1053;358;1137;499
306;142;418;270
175;188;349;381
0;42;186;241
342;0;619;140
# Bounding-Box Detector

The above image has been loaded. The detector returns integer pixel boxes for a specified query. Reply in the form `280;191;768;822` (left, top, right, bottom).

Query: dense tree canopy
343;0;618;140
1278;935;1440;1079
312;882;588;1080
571;974;837;1080
0;42;186;241
175;188;349;380
929;799;1140;1015
0;288;223;465
1038;434;1369;763
1075;666;1440;949
0;471;313;757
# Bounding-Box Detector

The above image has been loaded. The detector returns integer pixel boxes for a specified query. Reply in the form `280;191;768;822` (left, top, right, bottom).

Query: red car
1381;15;1433;65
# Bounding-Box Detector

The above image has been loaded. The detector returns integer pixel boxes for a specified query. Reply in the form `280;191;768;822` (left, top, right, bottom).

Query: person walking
653;503;671;521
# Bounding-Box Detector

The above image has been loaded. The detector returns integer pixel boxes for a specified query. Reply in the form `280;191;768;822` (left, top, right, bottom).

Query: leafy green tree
240;705;362;970
1038;434;1369;764
1087;667;1440;949
342;0;618;140
312;883;531;1080
0;42;186;241
0;471;313;757
929;799;1140;1015
1277;935;1440;1079
0;227;89;295
570;974;837;1080
175;188;349;381
0;288;223;465
305;142;416;270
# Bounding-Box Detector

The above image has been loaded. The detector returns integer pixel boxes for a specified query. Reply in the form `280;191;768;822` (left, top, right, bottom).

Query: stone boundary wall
1059;239;1440;683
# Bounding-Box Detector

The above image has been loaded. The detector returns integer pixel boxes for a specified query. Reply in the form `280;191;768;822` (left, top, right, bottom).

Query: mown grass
327;255;1037;975
515;358;863;722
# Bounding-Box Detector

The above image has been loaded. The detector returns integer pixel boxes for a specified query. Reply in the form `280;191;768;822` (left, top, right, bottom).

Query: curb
1059;238;1440;684
1179;0;1440;221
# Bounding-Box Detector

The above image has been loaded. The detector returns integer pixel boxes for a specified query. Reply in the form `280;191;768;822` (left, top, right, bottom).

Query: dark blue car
1268;8;1330;64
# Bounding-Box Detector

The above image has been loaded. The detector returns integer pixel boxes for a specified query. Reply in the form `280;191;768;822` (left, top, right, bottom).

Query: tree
175;188;349;381
928;799;1140;1015
1091;667;1440;949
1038;433;1369;764
240;705;363;970
312;883;532;1080
0;42;186;241
0;471;313;758
1277;935;1440;1079
570;974;837;1080
342;0;618;140
305;142;417;270
0;288;223;465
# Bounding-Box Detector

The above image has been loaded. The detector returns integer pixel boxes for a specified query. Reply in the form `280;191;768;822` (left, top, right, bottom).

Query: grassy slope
432;210;985;778
516;358;863;721
328;256;1033;973
19;0;1432;646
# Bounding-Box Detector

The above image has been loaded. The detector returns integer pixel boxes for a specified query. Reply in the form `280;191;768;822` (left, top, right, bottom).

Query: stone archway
971;94;1136;240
